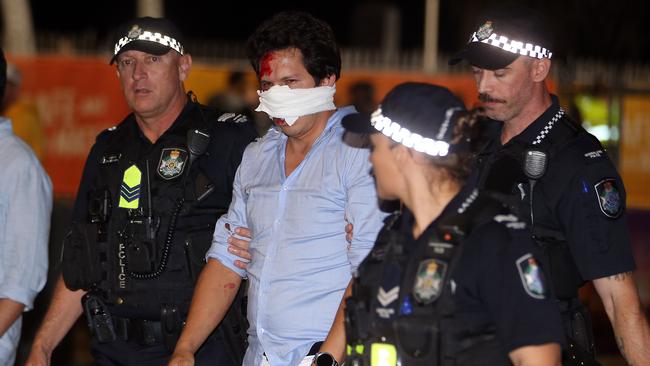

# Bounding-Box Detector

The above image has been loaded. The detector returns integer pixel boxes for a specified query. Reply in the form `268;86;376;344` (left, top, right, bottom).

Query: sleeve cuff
0;285;38;311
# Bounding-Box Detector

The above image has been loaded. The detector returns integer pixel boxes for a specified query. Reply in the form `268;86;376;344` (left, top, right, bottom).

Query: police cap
110;17;184;64
449;5;553;70
342;82;466;157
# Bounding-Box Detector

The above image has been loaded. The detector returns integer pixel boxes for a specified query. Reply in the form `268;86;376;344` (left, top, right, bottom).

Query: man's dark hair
0;48;6;101
246;11;341;83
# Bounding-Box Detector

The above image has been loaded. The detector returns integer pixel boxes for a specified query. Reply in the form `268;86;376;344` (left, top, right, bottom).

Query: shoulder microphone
523;149;548;226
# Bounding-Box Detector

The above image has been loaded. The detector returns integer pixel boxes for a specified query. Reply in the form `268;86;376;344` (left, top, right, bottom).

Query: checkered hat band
469;31;552;59
114;31;184;56
371;107;450;157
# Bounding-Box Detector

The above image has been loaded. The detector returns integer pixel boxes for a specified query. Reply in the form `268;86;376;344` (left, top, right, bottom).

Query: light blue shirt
0;118;52;365
207;106;385;366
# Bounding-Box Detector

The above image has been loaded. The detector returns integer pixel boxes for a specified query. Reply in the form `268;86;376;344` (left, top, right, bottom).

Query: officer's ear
178;53;192;82
392;143;413;166
531;58;551;83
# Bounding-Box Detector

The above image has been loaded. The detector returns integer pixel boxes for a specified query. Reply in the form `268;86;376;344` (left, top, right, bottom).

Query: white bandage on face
255;84;336;125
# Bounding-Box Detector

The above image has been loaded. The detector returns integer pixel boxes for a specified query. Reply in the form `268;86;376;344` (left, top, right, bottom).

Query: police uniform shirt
366;188;565;362
68;99;256;318
474;95;635;281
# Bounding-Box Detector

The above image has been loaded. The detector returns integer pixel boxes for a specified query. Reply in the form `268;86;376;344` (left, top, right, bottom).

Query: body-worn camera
88;189;112;224
122;208;160;273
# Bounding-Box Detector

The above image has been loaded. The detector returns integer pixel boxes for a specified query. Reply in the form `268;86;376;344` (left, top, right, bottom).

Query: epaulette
216;112;249;124
95;124;121;142
558;131;609;166
492;213;527;230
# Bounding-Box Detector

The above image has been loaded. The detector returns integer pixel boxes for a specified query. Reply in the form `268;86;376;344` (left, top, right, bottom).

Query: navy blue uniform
62;97;256;365
345;187;564;365
474;95;635;283
471;95;635;361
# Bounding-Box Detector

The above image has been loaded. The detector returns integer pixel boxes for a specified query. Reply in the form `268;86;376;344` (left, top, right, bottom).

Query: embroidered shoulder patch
158;148;188;180
516;254;546;299
584;150;604;159
413;259;447;305
595;178;622;218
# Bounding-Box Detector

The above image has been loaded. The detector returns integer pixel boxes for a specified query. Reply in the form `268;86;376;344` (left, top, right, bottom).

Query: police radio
82;292;117;343
185;128;212;201
523;149;548;227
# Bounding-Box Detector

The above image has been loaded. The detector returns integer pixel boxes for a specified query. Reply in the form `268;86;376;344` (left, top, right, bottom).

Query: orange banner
9;55;130;197
621;95;650;209
4;55;502;197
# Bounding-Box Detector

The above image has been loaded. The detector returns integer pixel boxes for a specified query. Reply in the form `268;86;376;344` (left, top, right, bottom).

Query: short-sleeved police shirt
472;95;635;281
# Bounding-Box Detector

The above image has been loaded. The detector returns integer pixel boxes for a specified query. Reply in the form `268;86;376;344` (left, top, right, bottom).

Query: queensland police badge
127;25;143;39
516;254;546;299
595;178;622;218
476;21;493;40
158;148;188;180
413;259;447;304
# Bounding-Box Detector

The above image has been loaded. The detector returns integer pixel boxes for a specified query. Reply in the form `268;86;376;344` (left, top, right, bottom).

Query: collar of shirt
480;94;561;154
510;94;562;145
126;98;197;146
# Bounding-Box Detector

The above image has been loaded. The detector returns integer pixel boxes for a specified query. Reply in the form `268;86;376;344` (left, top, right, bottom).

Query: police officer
337;83;564;366
449;5;650;365
26;17;256;366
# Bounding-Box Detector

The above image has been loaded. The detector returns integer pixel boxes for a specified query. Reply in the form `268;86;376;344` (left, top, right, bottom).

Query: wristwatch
313;352;339;366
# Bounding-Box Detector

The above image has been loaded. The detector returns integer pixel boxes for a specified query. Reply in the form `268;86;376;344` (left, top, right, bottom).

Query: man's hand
345;223;353;244
168;349;195;366
226;224;252;270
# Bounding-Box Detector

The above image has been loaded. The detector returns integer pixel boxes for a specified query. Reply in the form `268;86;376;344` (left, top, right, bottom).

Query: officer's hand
24;344;51;366
346;223;354;244
226;224;252;270
168;350;195;366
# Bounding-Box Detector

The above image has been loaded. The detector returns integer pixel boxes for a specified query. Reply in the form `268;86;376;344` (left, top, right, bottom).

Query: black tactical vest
62;100;237;318
478;115;587;299
345;193;510;366
476;116;601;362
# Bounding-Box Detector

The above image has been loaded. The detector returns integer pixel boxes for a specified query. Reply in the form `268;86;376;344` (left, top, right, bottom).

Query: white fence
33;32;650;89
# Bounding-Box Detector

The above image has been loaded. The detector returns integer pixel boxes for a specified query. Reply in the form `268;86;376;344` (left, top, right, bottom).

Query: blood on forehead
260;52;274;78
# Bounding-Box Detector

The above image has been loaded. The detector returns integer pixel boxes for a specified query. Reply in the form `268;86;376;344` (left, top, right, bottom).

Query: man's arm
508;343;561;366
25;275;85;366
593;272;650;365
314;281;353;365
0;299;24;337
169;259;242;366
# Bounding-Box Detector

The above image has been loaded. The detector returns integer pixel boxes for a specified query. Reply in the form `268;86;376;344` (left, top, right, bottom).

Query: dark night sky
28;0;650;63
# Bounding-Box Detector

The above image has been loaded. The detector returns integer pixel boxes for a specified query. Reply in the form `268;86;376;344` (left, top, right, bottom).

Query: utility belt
112;317;165;346
532;235;598;365
344;330;502;366
83;292;184;352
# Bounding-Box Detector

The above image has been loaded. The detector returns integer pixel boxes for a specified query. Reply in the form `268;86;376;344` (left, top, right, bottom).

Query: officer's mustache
479;93;506;104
